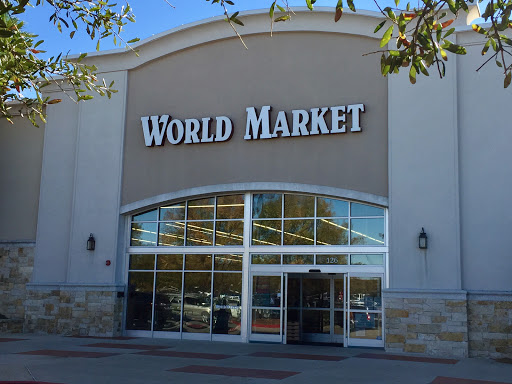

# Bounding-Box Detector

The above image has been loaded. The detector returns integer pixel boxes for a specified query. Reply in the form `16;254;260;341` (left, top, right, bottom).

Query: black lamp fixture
87;233;96;251
419;228;428;249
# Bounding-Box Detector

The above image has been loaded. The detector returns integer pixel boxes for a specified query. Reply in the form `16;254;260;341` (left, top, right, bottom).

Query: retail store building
1;7;511;359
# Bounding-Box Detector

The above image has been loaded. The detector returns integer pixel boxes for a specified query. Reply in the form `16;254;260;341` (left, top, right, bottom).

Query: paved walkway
0;334;511;384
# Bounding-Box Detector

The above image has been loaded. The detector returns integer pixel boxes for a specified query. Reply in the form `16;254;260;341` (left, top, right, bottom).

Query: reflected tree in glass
284;195;315;218
126;272;154;330
252;194;282;219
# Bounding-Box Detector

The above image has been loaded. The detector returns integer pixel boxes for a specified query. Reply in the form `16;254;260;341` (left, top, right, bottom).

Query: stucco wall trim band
383;289;468;300
120;182;388;215
467;291;512;301
26;283;125;292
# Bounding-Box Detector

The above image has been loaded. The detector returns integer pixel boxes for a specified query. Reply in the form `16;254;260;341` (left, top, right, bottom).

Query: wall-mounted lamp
87;234;96;251
419;228;428;249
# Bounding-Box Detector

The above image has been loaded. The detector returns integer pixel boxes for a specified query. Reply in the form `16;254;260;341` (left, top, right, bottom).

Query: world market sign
141;104;365;147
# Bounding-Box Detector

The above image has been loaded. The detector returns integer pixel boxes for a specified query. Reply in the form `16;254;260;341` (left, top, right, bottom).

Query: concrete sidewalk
0;334;511;384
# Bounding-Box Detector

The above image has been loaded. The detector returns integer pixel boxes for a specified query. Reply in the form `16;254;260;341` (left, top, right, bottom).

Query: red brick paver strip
431;377;512;384
18;349;119;358
248;351;347;361
355;352;458;364
0;338;26;342
67;336;137;340
82;343;169;350
137;350;234;360
0;382;64;384
169;365;300;380
0;382;63;384
495;358;512;365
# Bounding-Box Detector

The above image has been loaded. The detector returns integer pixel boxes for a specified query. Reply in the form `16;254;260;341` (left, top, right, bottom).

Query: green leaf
380;25;394;48
127;38;140;44
409;65;416;84
442;42;467;55
374;20;386;33
306;0;313;11
269;1;276;19
505;71;511;88
274;15;291;22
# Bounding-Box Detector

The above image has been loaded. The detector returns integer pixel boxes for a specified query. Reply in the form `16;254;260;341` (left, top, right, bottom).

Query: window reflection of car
183;296;211;323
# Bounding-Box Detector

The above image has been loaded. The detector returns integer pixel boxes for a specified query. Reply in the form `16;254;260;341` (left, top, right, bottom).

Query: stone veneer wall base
24;284;125;337
384;289;512;359
0;243;34;332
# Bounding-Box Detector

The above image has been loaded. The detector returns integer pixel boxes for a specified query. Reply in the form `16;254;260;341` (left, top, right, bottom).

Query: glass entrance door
250;273;283;342
286;274;346;345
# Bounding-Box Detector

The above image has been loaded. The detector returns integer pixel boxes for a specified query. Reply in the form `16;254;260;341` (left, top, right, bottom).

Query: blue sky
22;0;394;58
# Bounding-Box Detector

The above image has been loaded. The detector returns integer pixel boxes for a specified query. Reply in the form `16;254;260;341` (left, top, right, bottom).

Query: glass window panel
154;272;182;332
287;277;301;308
351;203;384;217
316;219;349;245
302;310;330;334
334;311;344;335
157;254;183;270
185;254;212;270
132;209;157;222
251;254;281;264
130;222;157;247
284;194;315;218
215;220;244;246
183;272;211;333
129;254;155;270
334;278;345;308
126;272;154;331
283;219;314;245
160;203;185;221
252;194;282;219
213;273;242;335
251;309;280;334
187;197;215;220
186;221;214;246
216;195;244;219
252;220;281;246
350;277;382;311
283;254;314;265
350;218;385;245
349;313;382;340
252;276;281;307
316;254;348;265
215;254;243;271
350;254;384;266
302;278;330;308
317;197;348;217
158;222;185;246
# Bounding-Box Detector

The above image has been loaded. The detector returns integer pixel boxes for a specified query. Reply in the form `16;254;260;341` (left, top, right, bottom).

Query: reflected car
183;296;211;323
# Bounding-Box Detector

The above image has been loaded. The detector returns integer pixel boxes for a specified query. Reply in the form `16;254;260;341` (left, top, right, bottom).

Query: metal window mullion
213;197;218;247
210;260;214;341
180;254;185;336
242;192;251;342
150;255;157;336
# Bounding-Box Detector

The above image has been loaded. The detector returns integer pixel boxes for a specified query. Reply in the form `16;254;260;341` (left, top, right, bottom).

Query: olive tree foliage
0;0;137;125
1;0;511;126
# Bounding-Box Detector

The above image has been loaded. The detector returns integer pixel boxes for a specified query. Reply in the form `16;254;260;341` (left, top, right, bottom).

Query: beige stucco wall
122;31;388;206
0;115;44;241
